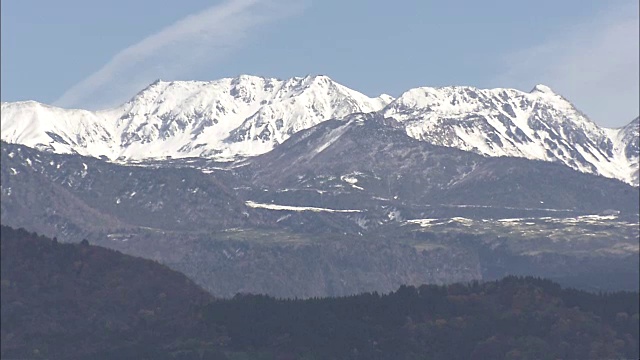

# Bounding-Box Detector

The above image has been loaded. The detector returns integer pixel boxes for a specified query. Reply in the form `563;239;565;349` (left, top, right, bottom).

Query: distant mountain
1;75;637;185
0;75;392;161
1;75;639;299
246;113;639;214
2;117;638;298
0;142;270;241
383;85;639;185
3;120;637;246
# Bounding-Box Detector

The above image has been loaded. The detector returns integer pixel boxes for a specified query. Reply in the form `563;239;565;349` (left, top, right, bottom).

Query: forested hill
2;226;639;359
206;279;640;359
0;226;213;360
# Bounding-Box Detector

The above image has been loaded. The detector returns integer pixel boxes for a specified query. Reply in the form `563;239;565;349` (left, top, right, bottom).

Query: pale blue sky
2;0;638;127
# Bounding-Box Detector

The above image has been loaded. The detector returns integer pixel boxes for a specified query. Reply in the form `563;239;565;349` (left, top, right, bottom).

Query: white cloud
54;0;306;110
494;1;639;128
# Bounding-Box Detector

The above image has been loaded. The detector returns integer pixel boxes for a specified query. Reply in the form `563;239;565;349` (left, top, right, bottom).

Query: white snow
441;203;573;212
406;217;474;227
245;200;361;213
341;175;358;184
383;85;639;185
1;75;393;162
2;77;637;186
407;213;631;229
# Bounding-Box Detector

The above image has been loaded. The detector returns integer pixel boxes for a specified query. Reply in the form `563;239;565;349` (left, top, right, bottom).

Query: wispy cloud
54;0;306;110
494;1;639;128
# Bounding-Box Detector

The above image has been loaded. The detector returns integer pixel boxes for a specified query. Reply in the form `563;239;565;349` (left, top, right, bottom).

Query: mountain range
2;114;638;296
1;75;638;185
1;74;638;297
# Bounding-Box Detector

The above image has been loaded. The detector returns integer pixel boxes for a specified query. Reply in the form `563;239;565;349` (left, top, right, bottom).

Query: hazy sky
1;0;638;127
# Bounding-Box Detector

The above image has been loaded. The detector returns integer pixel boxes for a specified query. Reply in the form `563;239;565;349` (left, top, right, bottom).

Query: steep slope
382;85;639;185
607;117;640;185
1;75;392;161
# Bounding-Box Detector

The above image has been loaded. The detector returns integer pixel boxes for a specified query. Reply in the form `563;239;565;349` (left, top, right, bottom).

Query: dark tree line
201;277;639;359
2;225;638;360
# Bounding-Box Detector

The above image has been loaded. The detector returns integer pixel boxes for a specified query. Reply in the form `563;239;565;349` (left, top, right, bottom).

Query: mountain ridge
383;84;638;185
1;75;638;185
1;75;393;162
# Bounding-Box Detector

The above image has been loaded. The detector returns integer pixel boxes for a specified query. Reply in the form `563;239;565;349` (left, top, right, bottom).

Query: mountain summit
1;75;392;161
1;76;638;185
383;85;638;185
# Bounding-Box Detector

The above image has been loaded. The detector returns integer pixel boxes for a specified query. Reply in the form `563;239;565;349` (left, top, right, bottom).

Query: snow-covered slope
382;85;639;186
607;117;639;186
0;101;117;157
1;76;638;185
1;75;393;161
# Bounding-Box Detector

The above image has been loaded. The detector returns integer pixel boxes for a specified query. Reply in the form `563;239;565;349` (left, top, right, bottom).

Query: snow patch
245;200;361;213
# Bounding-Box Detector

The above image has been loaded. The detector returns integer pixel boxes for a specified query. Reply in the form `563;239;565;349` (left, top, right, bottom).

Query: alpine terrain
1;75;638;185
1;75;638;298
1;75;392;161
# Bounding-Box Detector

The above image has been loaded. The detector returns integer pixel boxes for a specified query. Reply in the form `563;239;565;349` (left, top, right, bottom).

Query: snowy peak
1;75;393;161
0;101;116;157
228;75;392;146
529;84;555;95
387;85;578;119
1;77;637;186
383;85;638;185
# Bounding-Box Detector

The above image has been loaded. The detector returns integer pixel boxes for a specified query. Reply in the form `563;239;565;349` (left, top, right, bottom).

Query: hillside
0;226;213;360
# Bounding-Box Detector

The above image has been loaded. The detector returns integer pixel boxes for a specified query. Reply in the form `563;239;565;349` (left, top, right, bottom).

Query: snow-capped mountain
382;84;639;186
610;117;639;185
1;75;638;185
1;75;393;161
